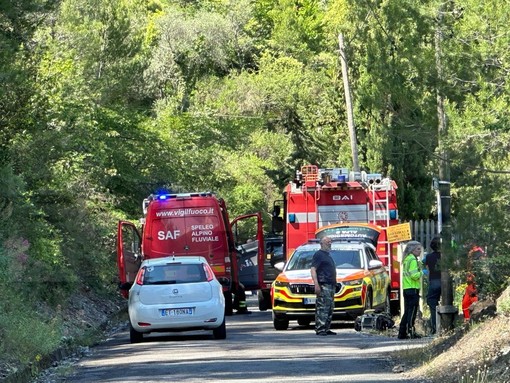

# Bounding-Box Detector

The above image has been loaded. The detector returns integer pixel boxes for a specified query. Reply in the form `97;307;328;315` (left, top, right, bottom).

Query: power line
412;137;510;174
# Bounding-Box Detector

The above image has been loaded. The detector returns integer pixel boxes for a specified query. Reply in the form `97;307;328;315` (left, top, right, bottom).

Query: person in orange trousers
462;272;478;322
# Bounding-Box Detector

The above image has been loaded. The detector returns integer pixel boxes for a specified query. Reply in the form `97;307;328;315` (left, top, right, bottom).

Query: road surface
58;305;430;383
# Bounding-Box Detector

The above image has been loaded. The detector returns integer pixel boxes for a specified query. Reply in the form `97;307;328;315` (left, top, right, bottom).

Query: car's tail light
203;263;215;282
135;267;146;285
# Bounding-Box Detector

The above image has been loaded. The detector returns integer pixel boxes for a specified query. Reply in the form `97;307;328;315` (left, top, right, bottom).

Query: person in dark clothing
233;282;250;314
311;236;337;336
423;236;441;334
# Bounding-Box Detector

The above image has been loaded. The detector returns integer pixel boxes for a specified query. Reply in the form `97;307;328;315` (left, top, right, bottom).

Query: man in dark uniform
311;236;337;336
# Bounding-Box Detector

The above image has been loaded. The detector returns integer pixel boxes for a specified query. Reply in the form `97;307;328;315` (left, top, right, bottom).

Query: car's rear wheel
273;315;289;330
297;318;311;327
213;318;227;339
129;323;143;344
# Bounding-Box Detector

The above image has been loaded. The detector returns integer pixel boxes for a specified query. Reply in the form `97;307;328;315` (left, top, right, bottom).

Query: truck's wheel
224;292;233;316
390;300;400;316
258;290;270;311
273;315;289;330
384;289;391;314
213;318;227;339
129;323;143;344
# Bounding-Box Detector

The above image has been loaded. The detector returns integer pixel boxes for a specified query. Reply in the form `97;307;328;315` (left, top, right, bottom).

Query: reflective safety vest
402;254;422;290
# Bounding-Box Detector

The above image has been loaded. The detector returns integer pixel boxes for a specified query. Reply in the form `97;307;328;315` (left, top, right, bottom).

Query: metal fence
409;220;439;252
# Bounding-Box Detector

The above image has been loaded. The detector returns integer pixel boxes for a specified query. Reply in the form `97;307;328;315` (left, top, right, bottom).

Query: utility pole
338;33;359;172
435;5;456;333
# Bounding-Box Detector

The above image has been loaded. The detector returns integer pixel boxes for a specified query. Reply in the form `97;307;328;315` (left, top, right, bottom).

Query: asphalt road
59;300;430;383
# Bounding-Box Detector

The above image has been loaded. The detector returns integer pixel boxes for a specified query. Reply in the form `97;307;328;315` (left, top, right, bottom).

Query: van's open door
231;212;264;291
117;221;142;298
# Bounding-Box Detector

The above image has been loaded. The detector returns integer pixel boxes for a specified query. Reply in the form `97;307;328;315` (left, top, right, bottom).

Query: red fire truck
278;164;401;312
116;192;265;315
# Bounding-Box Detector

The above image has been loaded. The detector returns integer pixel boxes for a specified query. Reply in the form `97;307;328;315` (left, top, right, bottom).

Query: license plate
303;297;316;305
160;308;194;317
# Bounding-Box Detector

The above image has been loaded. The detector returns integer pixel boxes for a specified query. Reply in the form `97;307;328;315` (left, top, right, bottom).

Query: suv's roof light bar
307;238;365;244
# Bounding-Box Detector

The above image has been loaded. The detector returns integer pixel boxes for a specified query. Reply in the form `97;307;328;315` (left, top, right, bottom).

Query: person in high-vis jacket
398;241;427;339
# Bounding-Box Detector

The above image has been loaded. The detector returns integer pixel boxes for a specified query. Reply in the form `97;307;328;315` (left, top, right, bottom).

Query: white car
128;256;226;343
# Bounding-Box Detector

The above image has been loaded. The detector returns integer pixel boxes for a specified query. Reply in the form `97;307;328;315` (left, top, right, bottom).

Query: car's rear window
143;263;206;285
286;249;362;270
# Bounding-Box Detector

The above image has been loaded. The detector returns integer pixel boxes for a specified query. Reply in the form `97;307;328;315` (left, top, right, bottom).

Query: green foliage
0;165;24;224
497;297;510;316
0;300;61;364
327;0;439;218
440;0;510;292
211;130;293;219
144;1;258;110
0;238;63;363
3;0;510;374
265;0;326;61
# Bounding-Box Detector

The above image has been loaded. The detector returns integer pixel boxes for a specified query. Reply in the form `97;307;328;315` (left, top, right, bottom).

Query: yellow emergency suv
270;224;390;330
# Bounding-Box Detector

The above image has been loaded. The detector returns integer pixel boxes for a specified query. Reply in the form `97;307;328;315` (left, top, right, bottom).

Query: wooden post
338;33;359;172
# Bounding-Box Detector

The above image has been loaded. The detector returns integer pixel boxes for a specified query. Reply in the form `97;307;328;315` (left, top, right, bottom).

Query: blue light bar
289;213;296;223
158;194;168;200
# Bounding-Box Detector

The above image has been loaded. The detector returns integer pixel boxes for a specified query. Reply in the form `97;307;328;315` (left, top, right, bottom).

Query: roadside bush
2;231;79;306
24;259;79;306
0;297;61;364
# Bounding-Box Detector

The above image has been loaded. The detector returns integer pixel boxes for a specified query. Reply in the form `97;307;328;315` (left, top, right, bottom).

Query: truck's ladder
301;165;319;183
370;181;391;266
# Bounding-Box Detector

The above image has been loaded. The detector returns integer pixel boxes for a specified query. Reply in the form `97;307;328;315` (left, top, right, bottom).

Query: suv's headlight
274;280;289;288
343;279;363;286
